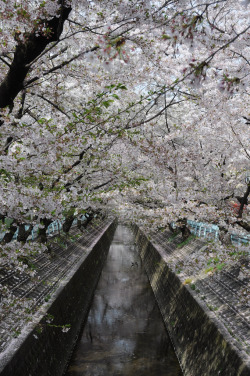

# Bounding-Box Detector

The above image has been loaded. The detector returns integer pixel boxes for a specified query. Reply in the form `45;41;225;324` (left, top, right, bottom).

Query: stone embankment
134;225;250;376
0;218;117;376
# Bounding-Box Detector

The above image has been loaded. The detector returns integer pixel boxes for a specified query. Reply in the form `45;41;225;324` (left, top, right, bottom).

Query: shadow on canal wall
133;225;250;376
0;220;117;376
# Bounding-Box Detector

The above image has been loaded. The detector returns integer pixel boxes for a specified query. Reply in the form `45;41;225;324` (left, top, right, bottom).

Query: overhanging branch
0;1;72;110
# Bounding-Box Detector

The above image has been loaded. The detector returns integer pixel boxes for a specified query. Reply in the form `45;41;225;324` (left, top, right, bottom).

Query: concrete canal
65;225;182;376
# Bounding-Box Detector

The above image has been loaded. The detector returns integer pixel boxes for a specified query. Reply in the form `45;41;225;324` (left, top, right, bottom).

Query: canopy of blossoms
0;0;249;259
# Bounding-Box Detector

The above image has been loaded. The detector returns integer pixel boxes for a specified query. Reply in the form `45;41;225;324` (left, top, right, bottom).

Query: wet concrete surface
65;225;183;376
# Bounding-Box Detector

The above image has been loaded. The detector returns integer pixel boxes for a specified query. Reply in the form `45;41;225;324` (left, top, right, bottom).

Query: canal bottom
65;225;183;376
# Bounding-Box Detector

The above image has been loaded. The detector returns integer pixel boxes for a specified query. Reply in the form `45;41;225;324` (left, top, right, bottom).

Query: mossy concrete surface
134;225;250;376
0;219;117;376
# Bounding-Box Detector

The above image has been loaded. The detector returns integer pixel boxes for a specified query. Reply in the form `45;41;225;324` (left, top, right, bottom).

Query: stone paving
149;230;250;358
0;218;112;354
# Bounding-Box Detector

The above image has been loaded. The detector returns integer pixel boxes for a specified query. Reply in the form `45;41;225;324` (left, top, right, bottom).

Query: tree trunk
168;222;177;233
238;185;250;218
17;224;33;243
0;214;5;224
180;224;191;239
63;215;75;233
175;218;191;240
77;218;83;230
37;218;52;244
2;224;18;244
82;213;94;228
236;220;250;232
0;1;71;109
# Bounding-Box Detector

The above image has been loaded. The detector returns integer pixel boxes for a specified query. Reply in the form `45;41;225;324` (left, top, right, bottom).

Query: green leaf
216;263;225;271
102;100;114;108
117;83;127;90
162;34;171;40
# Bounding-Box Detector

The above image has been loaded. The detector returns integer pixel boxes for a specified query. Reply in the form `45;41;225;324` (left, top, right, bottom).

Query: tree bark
236;220;250;232
82;213;94;228
77;218;83;230
17;224;33;243
168;222;177;233
0;1;71;109
180;224;191;239
37;218;52;244
238;185;250;219
175;218;191;239
2;224;18;244
62;215;75;233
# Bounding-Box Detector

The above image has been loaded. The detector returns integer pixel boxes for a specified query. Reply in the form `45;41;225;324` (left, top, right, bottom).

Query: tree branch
24;46;99;88
0;1;71;109
30;92;70;118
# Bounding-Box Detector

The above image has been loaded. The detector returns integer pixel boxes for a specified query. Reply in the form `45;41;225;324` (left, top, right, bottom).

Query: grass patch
184;277;192;285
177;234;196;248
167;231;181;243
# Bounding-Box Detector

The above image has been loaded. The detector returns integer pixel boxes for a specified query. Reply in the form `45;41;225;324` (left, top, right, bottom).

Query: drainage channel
65;224;183;376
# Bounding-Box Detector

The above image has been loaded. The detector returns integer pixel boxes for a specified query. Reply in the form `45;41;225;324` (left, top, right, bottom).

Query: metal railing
0;216;85;242
172;220;249;247
230;233;250;246
1;216;249;247
187;220;219;240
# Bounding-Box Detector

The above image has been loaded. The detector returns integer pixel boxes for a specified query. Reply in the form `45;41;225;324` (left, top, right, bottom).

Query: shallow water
65;225;183;376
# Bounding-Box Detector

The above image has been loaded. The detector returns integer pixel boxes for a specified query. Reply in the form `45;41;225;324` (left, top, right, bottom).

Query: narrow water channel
65;225;183;376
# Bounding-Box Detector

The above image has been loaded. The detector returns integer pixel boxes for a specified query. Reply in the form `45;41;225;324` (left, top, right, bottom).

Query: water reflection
65;225;182;376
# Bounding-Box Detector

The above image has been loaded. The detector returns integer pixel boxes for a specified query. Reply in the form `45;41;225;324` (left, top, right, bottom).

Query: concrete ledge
0;219;117;376
134;225;250;376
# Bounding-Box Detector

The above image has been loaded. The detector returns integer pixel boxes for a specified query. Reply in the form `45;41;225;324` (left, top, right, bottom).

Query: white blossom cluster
0;0;249;298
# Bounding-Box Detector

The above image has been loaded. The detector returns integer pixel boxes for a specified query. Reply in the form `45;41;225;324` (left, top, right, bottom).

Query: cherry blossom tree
0;0;249;258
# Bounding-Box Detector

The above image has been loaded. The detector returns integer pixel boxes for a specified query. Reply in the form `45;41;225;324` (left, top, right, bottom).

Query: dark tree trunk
169;219;190;239
168;222;177;233
17;224;33;243
175;218;191;240
63;215;75;233
180;224;191;239
82;213;94;228
0;214;5;223
2;224;18;244
238;185;250;219
37;218;52;244
0;1;71;110
236;220;250;232
77;218;83;230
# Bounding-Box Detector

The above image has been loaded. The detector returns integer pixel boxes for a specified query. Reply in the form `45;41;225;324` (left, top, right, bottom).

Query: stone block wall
0;220;117;376
134;226;250;376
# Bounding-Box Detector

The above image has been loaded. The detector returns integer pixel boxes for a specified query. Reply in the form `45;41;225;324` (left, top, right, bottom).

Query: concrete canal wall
0;220;117;376
134;225;250;376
